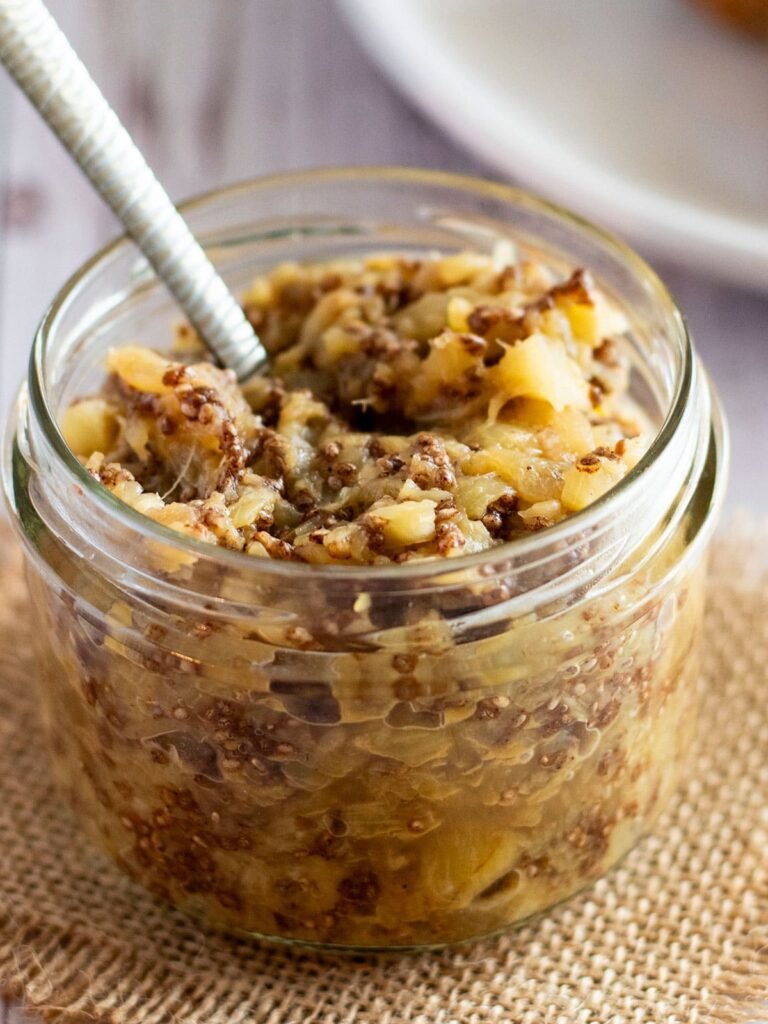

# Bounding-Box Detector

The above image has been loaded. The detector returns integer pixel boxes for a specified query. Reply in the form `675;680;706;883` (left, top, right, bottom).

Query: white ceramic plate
339;0;768;291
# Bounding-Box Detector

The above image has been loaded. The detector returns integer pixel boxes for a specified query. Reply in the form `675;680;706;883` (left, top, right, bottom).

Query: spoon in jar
0;0;268;382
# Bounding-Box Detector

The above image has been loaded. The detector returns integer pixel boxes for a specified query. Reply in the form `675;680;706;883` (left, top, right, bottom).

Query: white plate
339;0;768;291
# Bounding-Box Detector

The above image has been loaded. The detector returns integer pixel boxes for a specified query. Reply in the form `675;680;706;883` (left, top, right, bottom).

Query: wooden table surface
0;2;766;1020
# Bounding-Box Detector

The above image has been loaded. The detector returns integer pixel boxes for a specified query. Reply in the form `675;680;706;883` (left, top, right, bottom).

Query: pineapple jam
62;250;650;564
38;247;710;950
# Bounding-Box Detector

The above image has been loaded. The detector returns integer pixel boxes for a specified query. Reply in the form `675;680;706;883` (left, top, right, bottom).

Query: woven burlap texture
0;525;766;1024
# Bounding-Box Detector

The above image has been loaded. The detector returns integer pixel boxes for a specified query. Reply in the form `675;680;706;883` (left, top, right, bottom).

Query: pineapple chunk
513;458;564;505
561;454;625;512
505;398;556;428
299;288;358;345
320;325;362;363
619;435;650;471
538;307;571;341
364;253;398;272
491;237;517;271
106;346;174;395
398;478;452;504
566;303;601;346
411;331;481;406
229;484;277;529
61;398;119;457
270;261;302;289
447;295;473;333
460;515;494;551
462;449;518;486
415;820;521;909
395;292;450;341
591;422;624;450
518;499;564;526
543;410;595;458
454;475;511;519
464;449;562;503
491;333;589;411
372;500;436;546
565;295;628;347
123;416;151;460
241;275;274;307
436;252;487;287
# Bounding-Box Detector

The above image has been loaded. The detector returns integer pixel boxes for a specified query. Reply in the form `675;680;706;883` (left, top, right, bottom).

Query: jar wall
24;511;707;948
3;170;726;949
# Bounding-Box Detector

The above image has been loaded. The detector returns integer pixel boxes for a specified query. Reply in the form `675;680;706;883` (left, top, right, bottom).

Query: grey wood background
0;2;766;1019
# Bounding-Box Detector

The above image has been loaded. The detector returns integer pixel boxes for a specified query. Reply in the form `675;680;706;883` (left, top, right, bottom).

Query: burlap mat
0;523;766;1024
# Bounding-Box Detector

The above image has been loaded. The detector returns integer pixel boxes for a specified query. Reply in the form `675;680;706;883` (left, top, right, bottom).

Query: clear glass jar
2;169;727;949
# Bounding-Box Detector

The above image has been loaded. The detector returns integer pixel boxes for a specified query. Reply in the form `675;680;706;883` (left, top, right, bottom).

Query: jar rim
26;165;697;583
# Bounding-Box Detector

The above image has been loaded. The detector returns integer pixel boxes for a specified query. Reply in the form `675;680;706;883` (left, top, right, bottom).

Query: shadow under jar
3;169;727;950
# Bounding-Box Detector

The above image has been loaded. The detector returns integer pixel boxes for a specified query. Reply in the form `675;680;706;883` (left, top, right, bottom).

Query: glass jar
3;169;726;950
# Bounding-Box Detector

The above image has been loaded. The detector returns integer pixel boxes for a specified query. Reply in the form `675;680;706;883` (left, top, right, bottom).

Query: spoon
0;0;268;381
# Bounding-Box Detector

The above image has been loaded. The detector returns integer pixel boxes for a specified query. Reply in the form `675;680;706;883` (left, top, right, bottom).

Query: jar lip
27;165;695;583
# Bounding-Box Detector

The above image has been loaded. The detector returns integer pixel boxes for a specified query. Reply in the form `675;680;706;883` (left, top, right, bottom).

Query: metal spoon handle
0;0;267;380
